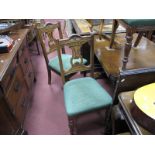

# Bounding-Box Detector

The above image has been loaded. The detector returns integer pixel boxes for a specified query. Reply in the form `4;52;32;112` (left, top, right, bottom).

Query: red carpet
23;19;113;135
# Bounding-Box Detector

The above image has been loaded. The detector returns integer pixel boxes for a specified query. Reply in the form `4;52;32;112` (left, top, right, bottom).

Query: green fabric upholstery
64;77;112;116
123;19;155;27
48;54;87;73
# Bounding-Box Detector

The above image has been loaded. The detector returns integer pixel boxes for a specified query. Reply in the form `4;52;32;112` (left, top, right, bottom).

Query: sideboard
0;28;35;134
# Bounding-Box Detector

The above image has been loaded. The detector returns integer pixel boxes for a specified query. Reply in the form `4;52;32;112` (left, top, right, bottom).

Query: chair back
113;68;155;104
37;22;64;66
56;34;94;84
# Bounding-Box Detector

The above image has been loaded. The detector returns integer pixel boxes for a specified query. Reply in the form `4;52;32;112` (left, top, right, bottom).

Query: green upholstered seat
48;54;87;73
123;19;155;27
64;77;112;116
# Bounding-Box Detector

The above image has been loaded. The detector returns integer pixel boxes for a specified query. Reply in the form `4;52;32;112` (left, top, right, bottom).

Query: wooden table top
118;91;151;135
71;19;125;35
94;33;155;77
0;29;29;81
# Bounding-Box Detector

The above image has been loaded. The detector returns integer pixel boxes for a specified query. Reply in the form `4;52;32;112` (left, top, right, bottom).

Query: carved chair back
37;22;64;67
55;34;94;84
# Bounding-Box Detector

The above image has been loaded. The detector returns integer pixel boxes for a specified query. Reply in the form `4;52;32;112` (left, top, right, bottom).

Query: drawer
25;63;35;89
5;65;27;115
1;57;17;93
20;48;30;75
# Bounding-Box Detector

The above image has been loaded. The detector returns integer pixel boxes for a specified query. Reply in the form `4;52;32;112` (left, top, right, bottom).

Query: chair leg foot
68;117;77;135
104;106;112;134
48;70;51;84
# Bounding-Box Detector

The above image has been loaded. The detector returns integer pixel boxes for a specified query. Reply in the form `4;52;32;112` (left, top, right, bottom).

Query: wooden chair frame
37;22;67;84
56;34;112;134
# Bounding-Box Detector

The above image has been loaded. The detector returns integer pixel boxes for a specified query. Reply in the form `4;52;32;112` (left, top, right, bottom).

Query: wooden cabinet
0;29;35;134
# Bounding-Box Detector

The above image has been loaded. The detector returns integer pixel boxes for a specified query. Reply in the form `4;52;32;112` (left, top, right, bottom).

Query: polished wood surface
118;91;151;135
71;19;92;35
95;33;155;78
0;29;29;81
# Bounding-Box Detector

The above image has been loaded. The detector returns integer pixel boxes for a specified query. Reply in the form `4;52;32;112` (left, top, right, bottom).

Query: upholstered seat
64;77;112;116
123;19;155;27
48;54;87;73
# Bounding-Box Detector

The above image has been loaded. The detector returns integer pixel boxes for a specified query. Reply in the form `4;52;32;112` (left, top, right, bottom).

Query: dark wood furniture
109;19;155;70
0;29;35;134
117;91;151;135
56;34;112;134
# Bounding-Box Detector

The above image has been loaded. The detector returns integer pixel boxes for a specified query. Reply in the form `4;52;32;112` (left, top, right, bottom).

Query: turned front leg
122;30;133;70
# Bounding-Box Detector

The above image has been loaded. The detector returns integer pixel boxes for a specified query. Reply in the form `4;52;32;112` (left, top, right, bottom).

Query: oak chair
109;19;155;70
37;22;87;84
56;34;112;134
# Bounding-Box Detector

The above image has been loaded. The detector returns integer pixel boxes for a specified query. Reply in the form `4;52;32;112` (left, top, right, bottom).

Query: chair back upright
56;34;94;84
37;22;65;67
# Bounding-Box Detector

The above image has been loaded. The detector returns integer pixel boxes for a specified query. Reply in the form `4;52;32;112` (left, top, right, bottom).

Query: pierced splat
57;34;94;77
69;46;83;67
38;23;62;54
